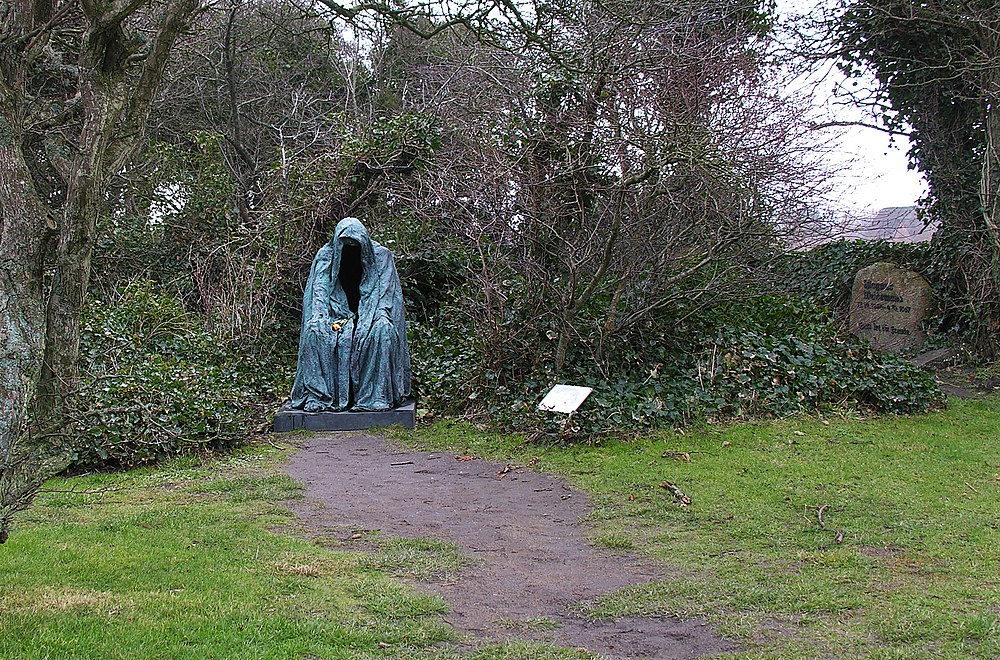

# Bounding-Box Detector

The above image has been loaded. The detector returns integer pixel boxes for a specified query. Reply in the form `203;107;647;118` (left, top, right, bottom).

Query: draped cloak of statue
290;218;412;412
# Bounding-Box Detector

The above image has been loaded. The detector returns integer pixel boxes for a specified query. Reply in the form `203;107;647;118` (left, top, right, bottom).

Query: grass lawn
0;446;590;660
2;396;998;658
394;396;1000;658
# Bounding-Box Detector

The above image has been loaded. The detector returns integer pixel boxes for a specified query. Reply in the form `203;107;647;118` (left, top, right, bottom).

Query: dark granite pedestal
273;399;416;432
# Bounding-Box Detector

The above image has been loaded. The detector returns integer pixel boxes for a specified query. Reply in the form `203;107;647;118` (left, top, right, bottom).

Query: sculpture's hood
331;217;376;265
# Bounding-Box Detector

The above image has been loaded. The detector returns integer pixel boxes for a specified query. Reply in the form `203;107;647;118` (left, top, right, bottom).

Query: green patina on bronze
290;218;411;412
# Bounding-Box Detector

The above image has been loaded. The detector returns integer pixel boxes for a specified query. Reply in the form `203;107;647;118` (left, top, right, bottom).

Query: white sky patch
774;0;927;215
149;182;186;225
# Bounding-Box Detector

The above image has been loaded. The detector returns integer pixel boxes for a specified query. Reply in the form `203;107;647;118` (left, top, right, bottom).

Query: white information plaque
537;384;593;414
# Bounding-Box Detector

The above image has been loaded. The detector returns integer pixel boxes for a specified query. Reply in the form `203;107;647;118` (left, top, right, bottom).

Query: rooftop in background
840;206;937;243
789;206;938;251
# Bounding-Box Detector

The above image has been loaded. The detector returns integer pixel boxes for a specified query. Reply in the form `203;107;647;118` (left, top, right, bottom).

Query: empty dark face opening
338;238;363;315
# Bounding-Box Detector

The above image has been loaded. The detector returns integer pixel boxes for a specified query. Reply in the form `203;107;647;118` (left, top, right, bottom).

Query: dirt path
284;433;732;659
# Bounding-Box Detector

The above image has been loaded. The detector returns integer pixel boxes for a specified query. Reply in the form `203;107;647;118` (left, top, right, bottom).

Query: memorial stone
849;262;933;353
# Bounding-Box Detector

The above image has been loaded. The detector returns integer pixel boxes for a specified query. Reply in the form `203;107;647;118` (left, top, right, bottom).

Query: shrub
71;280;292;468
409;291;944;437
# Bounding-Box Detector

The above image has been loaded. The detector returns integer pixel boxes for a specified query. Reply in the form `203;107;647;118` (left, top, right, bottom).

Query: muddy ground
285;433;733;660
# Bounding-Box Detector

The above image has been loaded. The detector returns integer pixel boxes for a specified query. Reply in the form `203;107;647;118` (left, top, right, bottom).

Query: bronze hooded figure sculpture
290;218;411;412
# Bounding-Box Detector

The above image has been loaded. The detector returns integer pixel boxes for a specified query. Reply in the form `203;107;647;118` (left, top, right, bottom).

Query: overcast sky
774;0;927;215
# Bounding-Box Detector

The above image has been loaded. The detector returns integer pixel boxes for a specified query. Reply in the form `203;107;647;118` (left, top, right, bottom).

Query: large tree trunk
34;39;125;446
32;168;104;456
973;26;1000;357
976;91;1000;354
1;0;202;542
0;115;51;542
31;0;202;459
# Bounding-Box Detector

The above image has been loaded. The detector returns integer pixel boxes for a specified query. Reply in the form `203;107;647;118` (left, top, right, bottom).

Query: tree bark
34;25;127;444
977;84;1000;348
2;0;201;540
0;113;51;540
974;21;1000;353
34;0;201;444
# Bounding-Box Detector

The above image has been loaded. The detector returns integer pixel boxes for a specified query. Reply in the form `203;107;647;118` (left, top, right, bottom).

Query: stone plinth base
273;399;415;432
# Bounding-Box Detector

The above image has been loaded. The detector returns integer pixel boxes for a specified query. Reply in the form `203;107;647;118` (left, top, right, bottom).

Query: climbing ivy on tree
834;0;1000;354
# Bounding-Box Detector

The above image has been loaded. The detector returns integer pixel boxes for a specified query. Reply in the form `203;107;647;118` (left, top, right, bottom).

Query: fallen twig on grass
804;504;828;530
660;450;713;461
806;504;847;547
659;480;692;506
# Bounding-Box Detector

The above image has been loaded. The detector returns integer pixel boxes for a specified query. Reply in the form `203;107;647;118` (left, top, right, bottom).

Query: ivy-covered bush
73;242;947;460
693;325;941;418
409;290;944;437
72;280;292;468
770;239;936;318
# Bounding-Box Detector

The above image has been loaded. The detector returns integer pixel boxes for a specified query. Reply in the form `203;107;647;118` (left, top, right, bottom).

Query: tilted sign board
538;385;593;414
